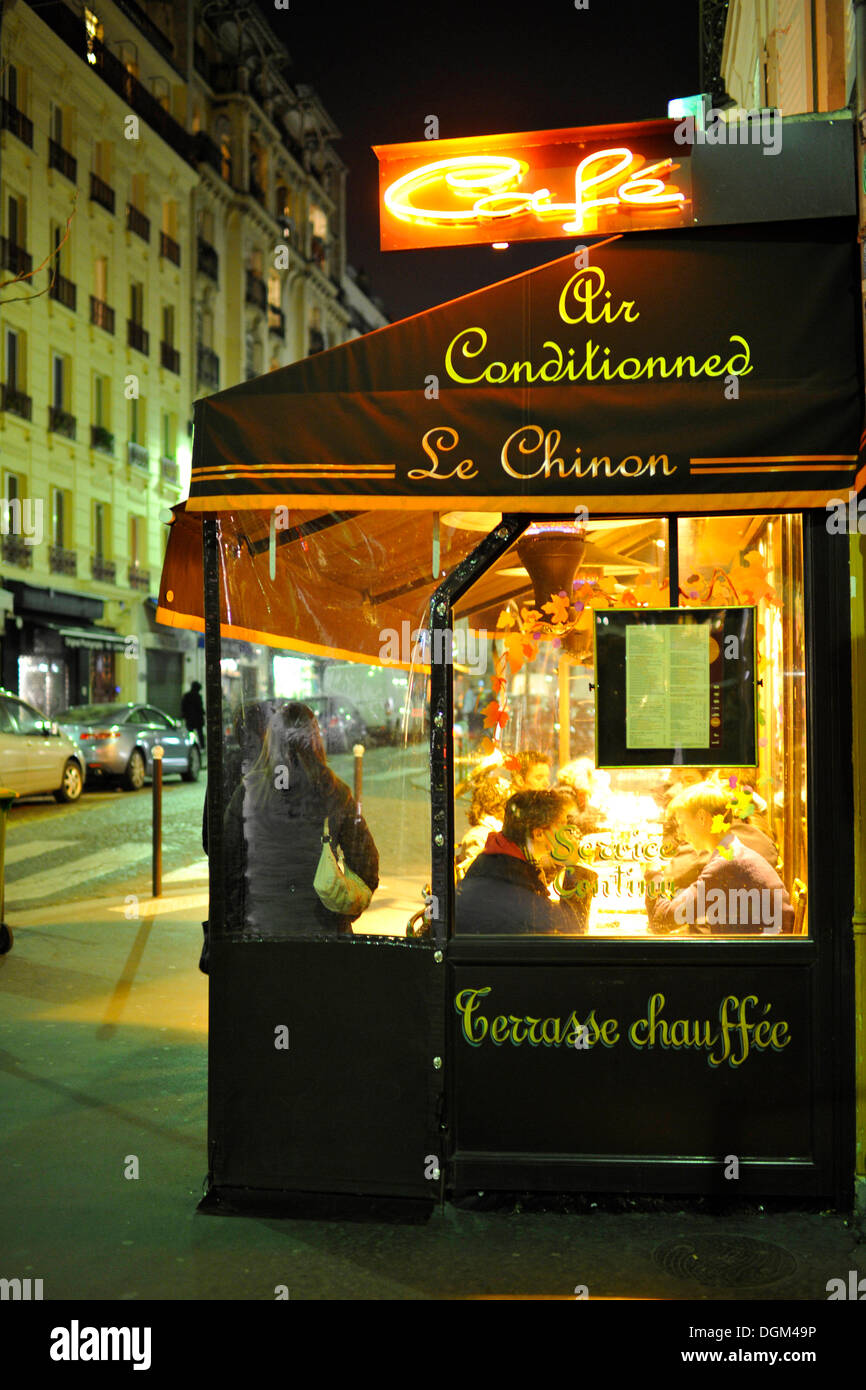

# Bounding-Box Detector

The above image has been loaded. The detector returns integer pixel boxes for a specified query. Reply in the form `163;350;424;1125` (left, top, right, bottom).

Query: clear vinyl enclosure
205;508;807;943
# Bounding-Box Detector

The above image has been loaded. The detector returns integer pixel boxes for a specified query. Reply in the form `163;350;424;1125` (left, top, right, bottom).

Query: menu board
594;607;757;769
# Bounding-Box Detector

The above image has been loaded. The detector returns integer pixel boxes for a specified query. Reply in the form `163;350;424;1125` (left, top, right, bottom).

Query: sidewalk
0;866;864;1300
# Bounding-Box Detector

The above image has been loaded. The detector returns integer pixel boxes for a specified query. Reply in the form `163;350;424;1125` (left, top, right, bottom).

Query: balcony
160;341;180;374
48;8;192;164
160;231;181;266
90;171;115;214
91;555;116;583
192;130;222;178
128;564;150;590
91;424;114;454
245;270;266;312
0;237;32;277
48;138;77;183
1;384;32;420
49;272;77;312
49;546;77;576
127;441;149;471
0;96;33;147
268;305;285;338
90;296;115;334
1;535;33;568
127;320;149;355
160;455;179;484
197;345;219;391
126;204;150;242
48;405;76;439
196;236;218;282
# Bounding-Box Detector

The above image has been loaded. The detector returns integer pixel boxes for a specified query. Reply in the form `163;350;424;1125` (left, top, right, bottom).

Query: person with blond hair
646;781;792;935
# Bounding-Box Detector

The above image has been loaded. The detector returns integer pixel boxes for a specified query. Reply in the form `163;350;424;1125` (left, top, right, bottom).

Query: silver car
0;690;84;802
55;702;201;791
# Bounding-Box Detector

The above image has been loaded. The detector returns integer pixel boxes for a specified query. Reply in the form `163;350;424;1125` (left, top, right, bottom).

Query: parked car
0;689;84;802
304;696;367;754
55;702;200;790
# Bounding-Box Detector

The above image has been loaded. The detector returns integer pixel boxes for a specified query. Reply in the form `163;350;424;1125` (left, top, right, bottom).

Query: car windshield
57;705;128;722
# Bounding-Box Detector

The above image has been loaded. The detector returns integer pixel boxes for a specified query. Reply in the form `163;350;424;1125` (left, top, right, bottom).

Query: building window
84;8;103;63
161;410;175;459
3;470;20;504
130;281;144;323
94;373;110;427
52;488;66;547
93;255;108;302
4;63;18;108
51;353;67;409
162;304;175;347
5;329;21;390
93;501;108;558
130;395;147;445
219;133;232;184
51;102;64;146
129;514;144;565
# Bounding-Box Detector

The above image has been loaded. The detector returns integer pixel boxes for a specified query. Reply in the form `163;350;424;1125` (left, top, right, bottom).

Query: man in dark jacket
456;789;597;935
181;681;206;750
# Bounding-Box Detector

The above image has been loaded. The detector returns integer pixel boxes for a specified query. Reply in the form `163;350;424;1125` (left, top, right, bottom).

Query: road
2;746;439;917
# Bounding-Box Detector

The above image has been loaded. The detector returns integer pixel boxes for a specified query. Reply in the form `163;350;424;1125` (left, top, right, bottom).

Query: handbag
313;816;372;916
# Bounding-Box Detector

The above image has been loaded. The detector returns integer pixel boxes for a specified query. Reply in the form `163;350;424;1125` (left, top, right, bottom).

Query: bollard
353;743;364;819
0;786;19;953
152;745;163;897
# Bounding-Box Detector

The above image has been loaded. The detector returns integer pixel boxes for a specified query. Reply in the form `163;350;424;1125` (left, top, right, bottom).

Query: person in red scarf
456;789;597;935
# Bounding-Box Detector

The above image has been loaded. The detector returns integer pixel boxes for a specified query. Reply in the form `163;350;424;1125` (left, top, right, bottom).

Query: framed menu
593;607;758;768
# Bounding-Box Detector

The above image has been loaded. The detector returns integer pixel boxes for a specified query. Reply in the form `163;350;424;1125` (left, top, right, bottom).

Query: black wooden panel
451;964;813;1159
209;937;443;1199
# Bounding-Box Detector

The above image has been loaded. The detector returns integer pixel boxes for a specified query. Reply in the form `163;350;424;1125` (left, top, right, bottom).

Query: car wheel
123;749;146;791
54;759;83;803
182;745;201;783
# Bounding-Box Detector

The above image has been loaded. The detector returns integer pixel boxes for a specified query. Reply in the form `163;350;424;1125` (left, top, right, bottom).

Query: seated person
509;749;552;792
649;769;780;897
557;758;607;834
456;776;509;880
456;789;597;935
646;782;792;936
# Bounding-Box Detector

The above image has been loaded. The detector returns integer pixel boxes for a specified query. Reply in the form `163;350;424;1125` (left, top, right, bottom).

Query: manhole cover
653;1235;798;1288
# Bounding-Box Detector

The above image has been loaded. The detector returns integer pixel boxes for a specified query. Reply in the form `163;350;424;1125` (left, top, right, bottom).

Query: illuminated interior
451;512;807;939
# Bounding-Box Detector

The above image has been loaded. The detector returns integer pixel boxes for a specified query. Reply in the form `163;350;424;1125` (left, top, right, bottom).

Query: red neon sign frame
374;120;692;252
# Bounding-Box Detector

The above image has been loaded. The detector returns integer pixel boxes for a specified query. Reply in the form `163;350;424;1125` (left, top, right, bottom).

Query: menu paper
626;622;710;748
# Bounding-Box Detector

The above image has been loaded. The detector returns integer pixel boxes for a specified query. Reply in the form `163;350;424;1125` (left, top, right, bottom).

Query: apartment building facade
0;0;386;717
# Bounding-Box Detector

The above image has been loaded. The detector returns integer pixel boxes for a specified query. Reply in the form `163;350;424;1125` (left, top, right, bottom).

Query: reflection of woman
223;703;379;938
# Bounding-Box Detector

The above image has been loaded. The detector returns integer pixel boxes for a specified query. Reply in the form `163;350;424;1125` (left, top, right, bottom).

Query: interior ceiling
230;510;661;609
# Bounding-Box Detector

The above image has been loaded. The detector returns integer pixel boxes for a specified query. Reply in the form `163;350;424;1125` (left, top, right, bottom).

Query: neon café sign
374;120;692;252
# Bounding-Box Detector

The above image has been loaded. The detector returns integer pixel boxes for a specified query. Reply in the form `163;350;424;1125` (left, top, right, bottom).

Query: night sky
256;0;701;322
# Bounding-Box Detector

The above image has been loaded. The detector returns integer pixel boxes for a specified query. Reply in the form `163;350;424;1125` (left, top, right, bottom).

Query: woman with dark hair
222;702;379;939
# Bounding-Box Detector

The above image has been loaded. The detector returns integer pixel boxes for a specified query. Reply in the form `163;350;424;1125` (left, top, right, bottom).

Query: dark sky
257;0;701;322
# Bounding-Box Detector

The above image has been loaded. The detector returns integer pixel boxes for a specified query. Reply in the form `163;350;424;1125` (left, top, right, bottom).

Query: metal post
353;743;364;818
0;788;18;952
152;746;163;897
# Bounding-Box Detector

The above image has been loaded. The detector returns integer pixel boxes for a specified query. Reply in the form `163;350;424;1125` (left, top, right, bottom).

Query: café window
452;513;807;941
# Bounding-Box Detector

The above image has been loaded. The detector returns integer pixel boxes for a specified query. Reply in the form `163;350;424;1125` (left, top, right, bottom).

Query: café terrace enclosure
158;223;863;659
156;218;864;1213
